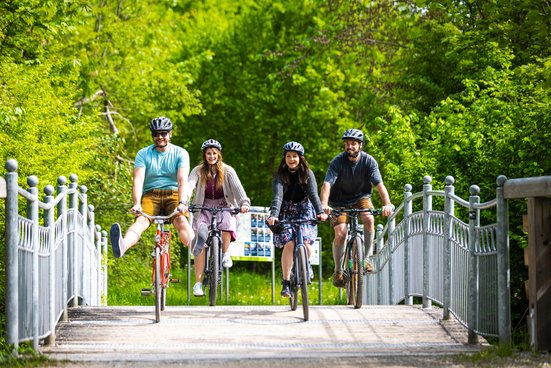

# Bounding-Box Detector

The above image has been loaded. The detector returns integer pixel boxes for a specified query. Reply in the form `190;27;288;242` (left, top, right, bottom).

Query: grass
108;265;348;307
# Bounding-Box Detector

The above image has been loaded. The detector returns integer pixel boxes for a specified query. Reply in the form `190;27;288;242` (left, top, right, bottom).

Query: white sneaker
193;282;204;297
222;253;233;268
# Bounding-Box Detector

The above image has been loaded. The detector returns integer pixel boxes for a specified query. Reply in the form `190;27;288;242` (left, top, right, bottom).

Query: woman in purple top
187;139;250;297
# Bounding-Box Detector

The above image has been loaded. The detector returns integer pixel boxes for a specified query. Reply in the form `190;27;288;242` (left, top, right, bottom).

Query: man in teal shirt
110;117;194;257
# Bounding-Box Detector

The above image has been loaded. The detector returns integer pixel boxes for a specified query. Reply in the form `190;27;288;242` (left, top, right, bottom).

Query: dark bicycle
269;218;317;321
188;205;239;306
137;210;179;322
330;208;382;309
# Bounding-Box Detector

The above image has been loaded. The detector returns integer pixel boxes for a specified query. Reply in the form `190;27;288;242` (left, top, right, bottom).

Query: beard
347;150;360;158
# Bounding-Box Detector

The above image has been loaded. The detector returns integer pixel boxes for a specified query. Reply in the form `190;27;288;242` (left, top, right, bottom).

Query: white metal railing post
388;216;396;304
26;175;40;350
57;176;69;321
422;176;432;308
69;174;79;307
44;185;56;346
443;176;455;319
403;183;413;305
468;185;481;344
87;204;101;305
376;224;384;304
5;159;19;354
79;185;88;303
102;230;108;305
496;175;511;347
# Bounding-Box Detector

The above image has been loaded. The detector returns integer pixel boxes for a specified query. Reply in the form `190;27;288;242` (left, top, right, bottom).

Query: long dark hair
275;154;310;187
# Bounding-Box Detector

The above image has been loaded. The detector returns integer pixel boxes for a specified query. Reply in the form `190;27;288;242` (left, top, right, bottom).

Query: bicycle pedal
140;288;152;296
170;278;181;283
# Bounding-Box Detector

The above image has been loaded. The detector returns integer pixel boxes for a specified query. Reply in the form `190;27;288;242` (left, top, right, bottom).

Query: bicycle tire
154;246;162;322
289;273;298;311
161;251;169;311
161;233;171;311
298;246;309;321
347;236;364;309
208;236;220;306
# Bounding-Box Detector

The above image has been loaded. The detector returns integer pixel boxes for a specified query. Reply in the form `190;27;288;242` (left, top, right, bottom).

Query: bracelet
178;200;188;205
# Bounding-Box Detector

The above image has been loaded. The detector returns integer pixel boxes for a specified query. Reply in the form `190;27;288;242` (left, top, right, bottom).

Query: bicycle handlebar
273;218;319;225
188;205;240;215
329;208;383;217
135;210;181;221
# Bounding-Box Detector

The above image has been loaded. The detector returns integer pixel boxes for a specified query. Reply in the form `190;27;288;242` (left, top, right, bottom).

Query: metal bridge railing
366;175;510;345
2;159;107;353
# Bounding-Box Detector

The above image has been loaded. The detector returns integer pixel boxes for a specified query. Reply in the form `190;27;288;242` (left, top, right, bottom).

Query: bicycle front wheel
208;236;220;306
154;246;162;322
298;246;309;321
289;273;298;311
346;236;364;309
161;251;169;311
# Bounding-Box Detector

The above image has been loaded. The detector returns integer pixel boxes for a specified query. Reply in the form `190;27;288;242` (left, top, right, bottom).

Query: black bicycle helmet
341;128;364;143
150;116;173;132
201;139;222;151
282;141;304;156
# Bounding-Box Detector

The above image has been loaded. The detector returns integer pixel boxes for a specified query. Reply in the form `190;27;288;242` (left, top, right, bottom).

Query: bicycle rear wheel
154;246;162;322
208;236;220;306
298;245;309;321
346;236;364;309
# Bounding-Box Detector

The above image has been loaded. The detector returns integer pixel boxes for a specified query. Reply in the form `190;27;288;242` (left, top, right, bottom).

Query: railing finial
423;175;432;184
6;159;18;172
27;175;38;187
469;185;480;195
445;176;455;185
44;185;54;196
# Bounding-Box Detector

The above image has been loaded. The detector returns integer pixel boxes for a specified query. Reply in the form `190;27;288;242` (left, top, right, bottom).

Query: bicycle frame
189;205;239;306
276;218;317;321
138;210;179;322
331;208;381;309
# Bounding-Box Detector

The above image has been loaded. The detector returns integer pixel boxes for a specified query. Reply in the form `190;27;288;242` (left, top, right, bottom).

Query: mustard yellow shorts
330;197;374;226
141;189;189;222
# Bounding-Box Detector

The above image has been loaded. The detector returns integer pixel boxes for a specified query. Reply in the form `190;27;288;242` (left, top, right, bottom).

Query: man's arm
131;167;145;212
177;165;189;209
320;181;332;213
375;182;393;216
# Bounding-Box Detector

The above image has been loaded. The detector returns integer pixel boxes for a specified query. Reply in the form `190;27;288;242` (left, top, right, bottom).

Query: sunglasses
152;131;169;138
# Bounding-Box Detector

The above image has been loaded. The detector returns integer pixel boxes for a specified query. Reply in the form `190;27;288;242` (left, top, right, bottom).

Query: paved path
41;305;488;366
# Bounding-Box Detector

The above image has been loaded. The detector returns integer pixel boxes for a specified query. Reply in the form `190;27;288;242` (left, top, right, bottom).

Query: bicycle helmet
150;116;173;132
282;141;304;156
341;128;364;143
201;139;222;151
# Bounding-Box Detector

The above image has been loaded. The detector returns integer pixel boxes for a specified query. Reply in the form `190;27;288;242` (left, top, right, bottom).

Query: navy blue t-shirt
324;151;382;206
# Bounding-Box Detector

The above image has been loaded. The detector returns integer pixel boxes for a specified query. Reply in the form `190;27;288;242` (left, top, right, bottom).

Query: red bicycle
138;210;179;322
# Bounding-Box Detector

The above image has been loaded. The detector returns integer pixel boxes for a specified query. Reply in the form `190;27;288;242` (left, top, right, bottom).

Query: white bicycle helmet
150;116;173;132
282;141;305;156
201;139;222;151
341;128;364;143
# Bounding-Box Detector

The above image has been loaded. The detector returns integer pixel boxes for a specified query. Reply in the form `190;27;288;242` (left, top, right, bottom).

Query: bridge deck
41;304;488;365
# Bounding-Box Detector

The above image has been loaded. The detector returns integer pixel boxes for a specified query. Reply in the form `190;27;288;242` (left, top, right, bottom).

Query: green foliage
1;0;550;352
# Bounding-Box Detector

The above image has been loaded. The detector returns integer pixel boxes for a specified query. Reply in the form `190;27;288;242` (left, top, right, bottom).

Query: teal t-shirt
134;144;189;193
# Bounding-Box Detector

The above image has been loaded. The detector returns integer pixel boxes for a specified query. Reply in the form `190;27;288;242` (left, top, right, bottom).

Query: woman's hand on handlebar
240;205;249;214
317;213;328;222
266;216;277;226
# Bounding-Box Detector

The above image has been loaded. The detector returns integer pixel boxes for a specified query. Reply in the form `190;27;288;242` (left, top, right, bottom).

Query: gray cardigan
269;169;324;218
188;163;250;227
